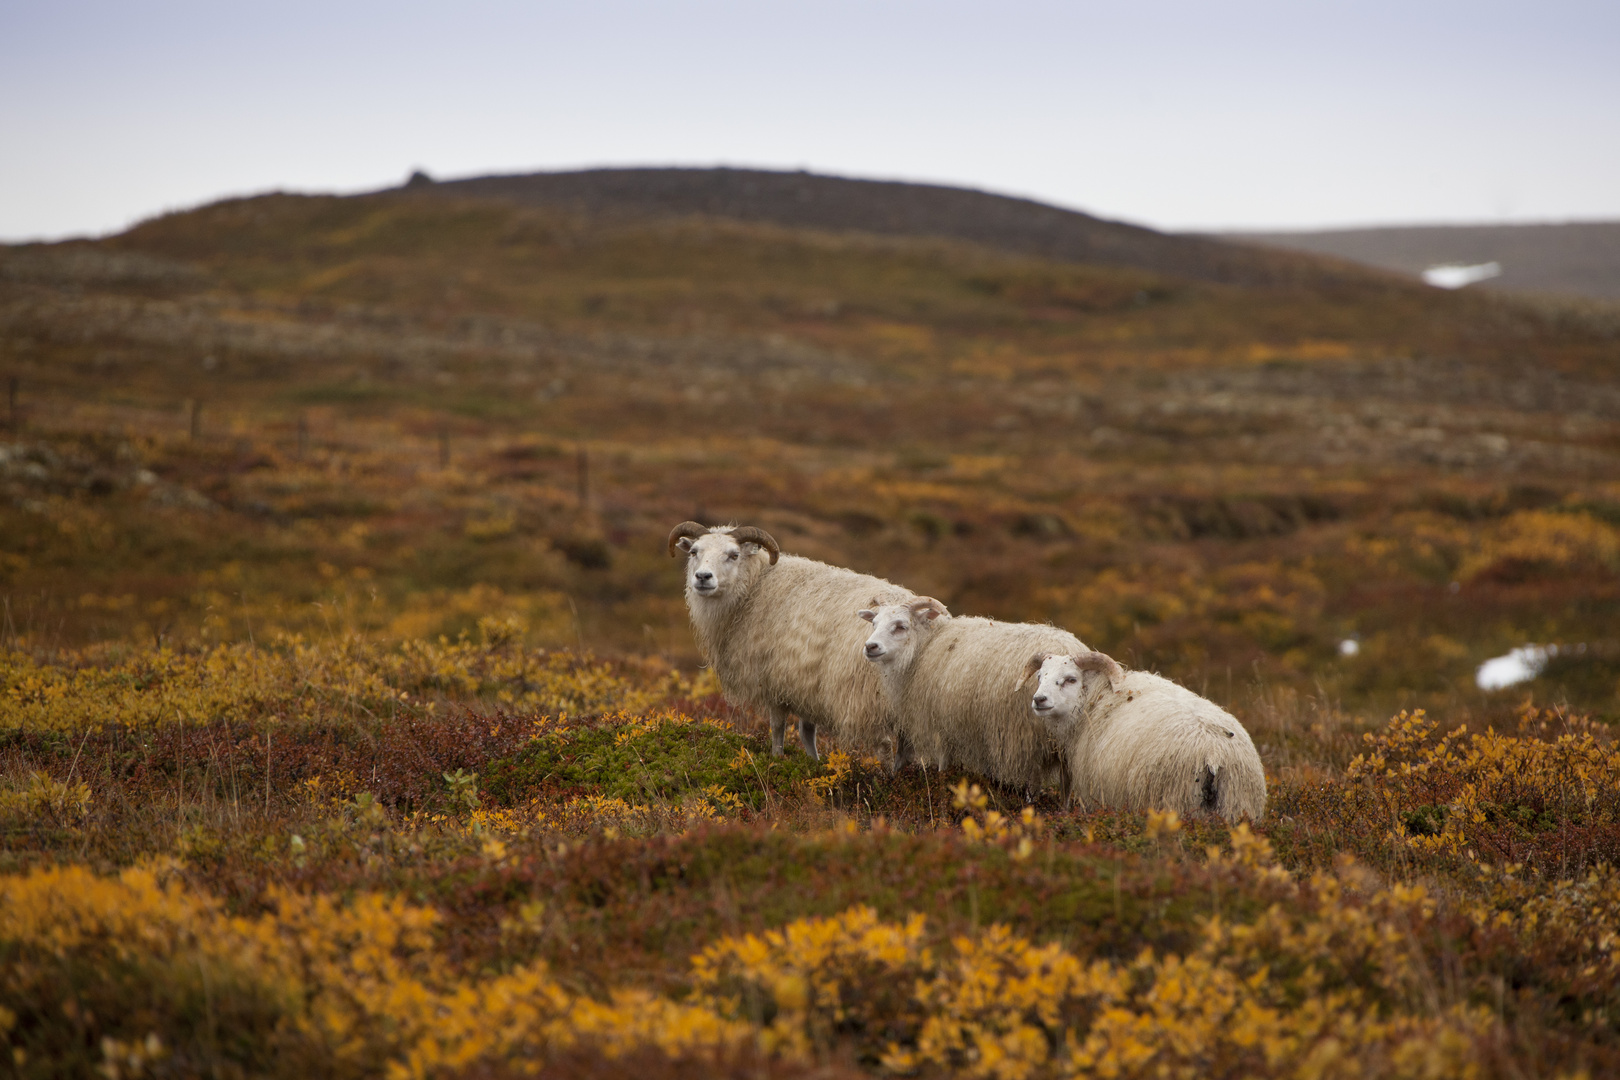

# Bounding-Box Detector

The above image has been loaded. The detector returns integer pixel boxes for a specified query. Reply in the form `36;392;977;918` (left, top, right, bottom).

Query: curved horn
729;526;780;565
1020;652;1051;686
907;596;950;621
667;521;710;557
1072;650;1126;693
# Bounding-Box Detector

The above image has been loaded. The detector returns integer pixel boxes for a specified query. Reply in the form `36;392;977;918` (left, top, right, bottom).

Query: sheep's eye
893;623;906;633
1062;676;1078;686
726;551;739;561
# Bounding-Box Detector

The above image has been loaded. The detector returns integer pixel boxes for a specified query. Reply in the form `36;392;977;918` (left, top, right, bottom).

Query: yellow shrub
0;637;691;733
691;905;932;1058
1457;509;1620;582
694;865;1491;1079
0;856;1515;1079
0;863;752;1078
1343;708;1620;862
0;771;92;823
1038;562;1323;652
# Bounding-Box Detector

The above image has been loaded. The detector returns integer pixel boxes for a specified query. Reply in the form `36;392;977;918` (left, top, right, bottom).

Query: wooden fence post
576;444;589;511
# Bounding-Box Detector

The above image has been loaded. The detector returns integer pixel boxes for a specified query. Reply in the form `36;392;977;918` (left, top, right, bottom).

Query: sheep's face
1031;655;1086;721
675;531;757;600
858;598;947;666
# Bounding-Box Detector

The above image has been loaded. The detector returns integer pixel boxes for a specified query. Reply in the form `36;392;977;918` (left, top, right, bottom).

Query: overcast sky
2;0;1617;242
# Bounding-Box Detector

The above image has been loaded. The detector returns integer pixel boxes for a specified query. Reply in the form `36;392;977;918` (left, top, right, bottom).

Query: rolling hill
409;165;1376;289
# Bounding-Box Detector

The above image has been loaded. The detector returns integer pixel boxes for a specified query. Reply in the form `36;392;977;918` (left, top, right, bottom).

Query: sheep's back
1072;671;1266;821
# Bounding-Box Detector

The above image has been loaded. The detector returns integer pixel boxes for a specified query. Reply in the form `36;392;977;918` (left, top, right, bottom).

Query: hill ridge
408;166;1366;289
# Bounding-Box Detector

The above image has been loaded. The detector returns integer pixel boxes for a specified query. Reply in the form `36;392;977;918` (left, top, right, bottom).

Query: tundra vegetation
2;187;1620;1077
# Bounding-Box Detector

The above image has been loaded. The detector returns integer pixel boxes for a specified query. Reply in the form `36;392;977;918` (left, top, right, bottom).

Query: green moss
481;716;827;810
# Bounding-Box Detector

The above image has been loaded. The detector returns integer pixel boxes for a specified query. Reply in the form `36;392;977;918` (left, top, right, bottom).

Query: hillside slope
2;186;1618;721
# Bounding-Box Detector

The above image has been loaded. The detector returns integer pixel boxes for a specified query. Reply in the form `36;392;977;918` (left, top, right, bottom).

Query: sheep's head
1028;651;1126;721
668;522;779;600
857;597;948;666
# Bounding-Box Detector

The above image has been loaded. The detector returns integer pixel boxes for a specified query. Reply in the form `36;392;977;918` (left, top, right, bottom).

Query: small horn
1072;650;1126;692
1020;652;1050;686
729;525;780;565
667;521;709;557
908;596;949;621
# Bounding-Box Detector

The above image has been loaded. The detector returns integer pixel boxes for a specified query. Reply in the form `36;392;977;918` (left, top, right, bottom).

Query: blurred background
3;0;1618;725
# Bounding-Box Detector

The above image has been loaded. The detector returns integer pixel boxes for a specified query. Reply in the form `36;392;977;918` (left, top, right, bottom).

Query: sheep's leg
886;730;913;776
1200;764;1220;814
1047;755;1074;807
798;718;819;761
766;706;790;756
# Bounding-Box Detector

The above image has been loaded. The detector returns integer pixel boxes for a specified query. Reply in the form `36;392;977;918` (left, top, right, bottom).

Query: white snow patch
1475;644;1576;691
1423;262;1502;289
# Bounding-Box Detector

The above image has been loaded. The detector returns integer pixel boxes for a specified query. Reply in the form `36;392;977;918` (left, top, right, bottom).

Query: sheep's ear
857;609;877;623
909;596;949;621
675;537;696;554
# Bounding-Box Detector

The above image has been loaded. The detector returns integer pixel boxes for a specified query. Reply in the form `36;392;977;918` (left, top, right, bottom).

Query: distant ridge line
1227;221;1620;300
408;166;1366;289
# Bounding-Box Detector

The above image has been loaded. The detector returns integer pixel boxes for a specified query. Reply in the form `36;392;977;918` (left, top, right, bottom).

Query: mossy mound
481;712;831;811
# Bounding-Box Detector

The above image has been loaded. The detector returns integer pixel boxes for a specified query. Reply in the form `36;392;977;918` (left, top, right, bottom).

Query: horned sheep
668;521;913;761
858;598;1103;794
1028;652;1267;822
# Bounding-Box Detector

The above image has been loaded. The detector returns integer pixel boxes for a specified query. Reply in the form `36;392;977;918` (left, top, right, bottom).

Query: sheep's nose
1032;694;1049;708
864;642;881;657
694;571;714;583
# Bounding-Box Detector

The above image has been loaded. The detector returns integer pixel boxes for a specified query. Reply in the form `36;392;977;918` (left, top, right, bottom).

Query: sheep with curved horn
670;521;913;762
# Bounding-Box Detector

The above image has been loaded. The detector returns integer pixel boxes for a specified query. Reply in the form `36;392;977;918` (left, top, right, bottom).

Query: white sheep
669;521;913;761
1028;652;1267;822
857;598;1087;794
